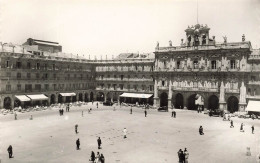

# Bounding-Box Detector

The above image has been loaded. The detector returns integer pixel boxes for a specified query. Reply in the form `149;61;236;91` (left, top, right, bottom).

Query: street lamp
0;42;7;52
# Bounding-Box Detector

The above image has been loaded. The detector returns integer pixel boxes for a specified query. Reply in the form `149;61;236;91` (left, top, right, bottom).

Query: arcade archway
160;92;168;107
50;94;55;104
58;94;63;103
187;94;204;110
97;92;104;101
84;93;89;102
4;97;12;109
90;92;94;102
175;93;184;109
72;95;76;102
78;93;83;102
208;95;219;110
227;96;239;113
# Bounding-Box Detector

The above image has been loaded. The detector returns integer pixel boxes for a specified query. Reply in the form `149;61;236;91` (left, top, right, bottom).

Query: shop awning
27;94;48;101
60;93;76;96
246;100;260;112
15;95;31;102
119;93;153;99
195;95;204;105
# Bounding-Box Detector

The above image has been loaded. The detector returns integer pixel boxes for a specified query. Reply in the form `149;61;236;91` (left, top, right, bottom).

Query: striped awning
246;100;260;112
15;95;31;102
60;93;76;97
27;94;48;101
120;93;153;99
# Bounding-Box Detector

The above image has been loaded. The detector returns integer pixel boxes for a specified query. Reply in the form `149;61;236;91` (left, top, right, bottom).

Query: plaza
0;103;259;163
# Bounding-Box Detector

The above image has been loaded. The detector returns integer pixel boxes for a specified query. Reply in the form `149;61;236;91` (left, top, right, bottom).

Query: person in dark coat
76;138;80;150
75;124;78;134
90;151;95;162
130;107;132;114
100;153;105;163
199;126;204;135
97;137;102;149
7;145;13;158
97;102;98;108
240;123;244;132
171;110;174;117
174;111;176;118
230;120;234;128
177;149;183;163
252;125;254;134
144;109;147;117
180;151;185;163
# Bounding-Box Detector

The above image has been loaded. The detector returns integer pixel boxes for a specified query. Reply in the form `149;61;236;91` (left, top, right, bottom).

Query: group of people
239;123;255;134
177;148;189;163
90;151;105;163
59;108;64;116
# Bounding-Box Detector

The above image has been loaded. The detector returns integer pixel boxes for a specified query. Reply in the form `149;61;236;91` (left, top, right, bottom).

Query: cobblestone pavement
0;102;259;163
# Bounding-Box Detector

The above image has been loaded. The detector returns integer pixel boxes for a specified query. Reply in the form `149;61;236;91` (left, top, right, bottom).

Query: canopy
120;93;153;99
27;94;48;101
246;100;260;112
195;95;204;105
15;95;31;102
60;93;76;96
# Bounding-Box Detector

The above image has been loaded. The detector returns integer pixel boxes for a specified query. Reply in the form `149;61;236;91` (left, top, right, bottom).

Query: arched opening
208;95;219;110
84;93;88;102
227;96;239;113
58;94;63;103
175;93;184;109
187;94;204;110
65;96;71;103
113;93;117;102
160;92;168;107
90;92;94;102
96;92;105;102
72;95;76;102
4;97;12;109
78;93;83;102
107;92;112;102
50;94;55;104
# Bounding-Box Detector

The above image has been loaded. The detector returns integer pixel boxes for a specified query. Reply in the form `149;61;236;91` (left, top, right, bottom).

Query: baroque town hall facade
0;24;260;113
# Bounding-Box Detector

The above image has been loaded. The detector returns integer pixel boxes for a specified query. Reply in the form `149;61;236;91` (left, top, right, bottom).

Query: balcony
158;86;168;90
248;81;260;85
172;86;218;92
225;88;239;93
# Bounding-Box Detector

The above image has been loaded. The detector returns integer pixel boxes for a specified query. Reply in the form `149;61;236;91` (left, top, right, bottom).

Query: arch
187;94;204;110
175;93;184;109
160;92;168;107
208;95;219;110
107;92;112;102
84;93;89;102
4;97;12;109
58;94;63;103
90;92;94;102
72;95;76;102
96;92;104;102
227;96;239;113
50;94;55;104
78;93;83;102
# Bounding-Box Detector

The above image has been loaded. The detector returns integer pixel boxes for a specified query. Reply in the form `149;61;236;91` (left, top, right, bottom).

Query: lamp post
0;42;7;52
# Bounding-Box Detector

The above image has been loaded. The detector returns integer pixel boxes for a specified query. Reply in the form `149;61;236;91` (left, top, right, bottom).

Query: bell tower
185;24;210;47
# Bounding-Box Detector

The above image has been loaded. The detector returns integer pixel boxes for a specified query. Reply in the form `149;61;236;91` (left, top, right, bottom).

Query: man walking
130;106;132;114
252;125;254;134
230;120;234;128
240;123;244;132
97;102;98;108
184;148;189;163
171;109;174;117
123;128;127;139
7;145;13;158
76;138;80;150
75;124;78;134
174;111;176;118
177;149;183;163
97;137;102;149
199;126;204;135
144;109;147;117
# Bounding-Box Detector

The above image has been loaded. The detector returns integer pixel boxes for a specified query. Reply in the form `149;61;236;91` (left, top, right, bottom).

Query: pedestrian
82;111;84;117
97;102;98;108
174;111;176;118
88;108;91;113
197;107;199;113
130;107;132;114
184;148;189;163
7;145;13;158
230;120;234;128
180;150;185;163
240;123;244;132
100;153;105;163
228;114;231;121
75;124;78;134
123;128;127;139
199;126;204;135
61;108;64;115
14;112;17;120
90;151;95;162
144;109;147;117
97;137;102;149
177;149;183;163
68;104;70;112
96;151;101;163
252;125;254;134
76;138;80;150
66;104;68;112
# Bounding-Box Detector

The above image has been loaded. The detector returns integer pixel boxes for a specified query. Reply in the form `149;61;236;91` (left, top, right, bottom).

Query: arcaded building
0;24;260;113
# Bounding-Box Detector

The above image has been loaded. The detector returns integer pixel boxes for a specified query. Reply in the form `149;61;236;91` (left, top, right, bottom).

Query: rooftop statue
156;42;159;49
169;40;172;46
242;34;245;42
223;36;227;43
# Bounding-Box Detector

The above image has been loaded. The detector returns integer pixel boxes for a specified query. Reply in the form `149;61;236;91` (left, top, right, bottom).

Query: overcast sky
0;0;260;58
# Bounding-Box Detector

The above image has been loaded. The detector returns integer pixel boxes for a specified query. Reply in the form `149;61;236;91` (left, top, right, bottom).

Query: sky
0;0;260;59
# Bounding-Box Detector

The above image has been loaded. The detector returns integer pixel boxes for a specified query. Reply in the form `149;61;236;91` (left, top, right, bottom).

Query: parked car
209;109;224;117
158;106;168;112
103;101;114;106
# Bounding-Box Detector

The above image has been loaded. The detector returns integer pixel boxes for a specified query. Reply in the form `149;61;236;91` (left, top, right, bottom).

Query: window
17;84;21;91
44;84;49;91
230;60;236;69
80;74;83;80
150;85;153;91
142;75;145;79
177;61;181;69
114;75;117;79
108;84;111;89
6;60;9;68
101;75;104;80
163;61;167;69
74;74;77;78
27;62;31;69
107;75;110;78
16;62;22;69
36;63;40;69
17;73;21;79
113;84;116;90
67;74;70;79
35;84;41;91
67;65;70;71
134;85;138;91
251;76;256;81
6;84;11;91
211;60;216;69
193;60;199;69
248;88;251;95
27;73;31;79
44;64;47;70
120;84;123;90
135;65;138;71
101;84;104;89
52;64;55;70
142;85;145;90
53;84;57;90
44;73;48;79
36;73;40;79
162;80;165;86
142;66;144;71
127;85;130;90
121;75;124;80
25;84;32;92
128;75;130;79
53;73;56;79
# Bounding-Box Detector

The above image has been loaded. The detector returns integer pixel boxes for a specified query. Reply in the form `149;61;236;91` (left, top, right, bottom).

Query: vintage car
157;106;168;112
103;101;114;106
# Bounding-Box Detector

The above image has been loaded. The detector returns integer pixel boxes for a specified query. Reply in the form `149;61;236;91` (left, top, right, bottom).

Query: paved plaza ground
0;102;260;163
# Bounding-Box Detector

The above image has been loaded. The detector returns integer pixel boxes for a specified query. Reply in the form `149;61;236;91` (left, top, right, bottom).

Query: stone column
153;79;159;107
168;79;172;109
104;93;107;102
0;97;3;109
55;94;58;104
82;93;85;102
239;81;247;111
219;81;226;110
